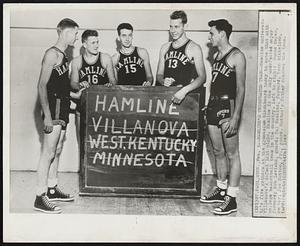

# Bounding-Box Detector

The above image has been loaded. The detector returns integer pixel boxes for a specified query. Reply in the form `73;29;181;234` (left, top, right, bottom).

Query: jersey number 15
125;64;137;74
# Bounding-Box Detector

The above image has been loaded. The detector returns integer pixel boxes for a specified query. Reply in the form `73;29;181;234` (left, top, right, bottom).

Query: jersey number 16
87;74;99;85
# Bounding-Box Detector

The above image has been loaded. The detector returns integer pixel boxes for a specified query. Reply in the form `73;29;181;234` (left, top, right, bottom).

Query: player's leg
34;125;62;213
213;126;240;215
48;128;65;183
47;127;75;202
200;124;227;203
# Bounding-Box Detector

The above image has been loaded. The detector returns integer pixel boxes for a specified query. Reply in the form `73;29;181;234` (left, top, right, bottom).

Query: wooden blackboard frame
79;86;205;198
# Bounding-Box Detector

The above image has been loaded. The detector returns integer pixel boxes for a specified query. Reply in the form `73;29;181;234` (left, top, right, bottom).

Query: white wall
9;6;258;175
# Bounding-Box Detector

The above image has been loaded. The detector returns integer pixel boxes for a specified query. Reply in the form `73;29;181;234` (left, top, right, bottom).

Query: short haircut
208;19;233;39
117;23;133;35
170;10;187;24
57;18;79;33
81;30;98;43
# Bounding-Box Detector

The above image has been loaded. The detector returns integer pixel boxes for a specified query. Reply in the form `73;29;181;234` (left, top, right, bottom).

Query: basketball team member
200;19;246;215
70;29;117;100
112;23;153;86
34;18;79;213
156;10;206;104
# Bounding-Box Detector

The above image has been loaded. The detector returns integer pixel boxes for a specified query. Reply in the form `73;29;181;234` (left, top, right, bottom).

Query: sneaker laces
219;195;231;210
42;196;56;209
206;187;220;199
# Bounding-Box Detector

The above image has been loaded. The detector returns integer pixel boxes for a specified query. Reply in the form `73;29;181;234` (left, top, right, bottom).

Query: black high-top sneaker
34;193;62;214
213;195;237;215
200;187;226;203
47;185;75;202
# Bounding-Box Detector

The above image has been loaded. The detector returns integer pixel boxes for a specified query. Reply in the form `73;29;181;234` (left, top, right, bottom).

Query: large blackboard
79;86;205;198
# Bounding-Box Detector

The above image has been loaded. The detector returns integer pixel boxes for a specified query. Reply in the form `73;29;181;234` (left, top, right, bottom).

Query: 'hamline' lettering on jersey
54;62;69;76
116;56;144;70
80;66;107;79
165;50;190;65
212;62;232;78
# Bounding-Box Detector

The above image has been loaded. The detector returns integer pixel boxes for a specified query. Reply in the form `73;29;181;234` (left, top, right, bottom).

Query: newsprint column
253;11;291;218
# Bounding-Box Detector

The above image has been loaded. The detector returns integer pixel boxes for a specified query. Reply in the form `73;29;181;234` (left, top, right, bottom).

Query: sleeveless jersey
163;39;198;86
47;46;70;99
79;53;109;85
210;47;238;99
115;47;146;85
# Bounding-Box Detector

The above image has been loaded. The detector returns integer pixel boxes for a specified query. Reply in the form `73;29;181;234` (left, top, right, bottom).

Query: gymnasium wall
9;6;258;175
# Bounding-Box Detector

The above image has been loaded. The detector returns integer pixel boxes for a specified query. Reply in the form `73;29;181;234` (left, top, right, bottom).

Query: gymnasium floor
9;171;253;217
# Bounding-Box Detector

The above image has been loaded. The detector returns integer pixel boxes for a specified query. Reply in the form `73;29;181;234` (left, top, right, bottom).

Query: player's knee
212;147;225;158
55;145;63;156
226;149;240;161
44;147;56;161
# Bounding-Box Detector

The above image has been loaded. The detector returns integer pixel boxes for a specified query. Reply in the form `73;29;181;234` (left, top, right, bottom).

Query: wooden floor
9;171;253;217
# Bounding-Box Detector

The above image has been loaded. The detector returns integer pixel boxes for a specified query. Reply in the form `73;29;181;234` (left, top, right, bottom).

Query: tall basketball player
112;23;153;86
200;19;246;215
34;18;79;213
156;10;206;104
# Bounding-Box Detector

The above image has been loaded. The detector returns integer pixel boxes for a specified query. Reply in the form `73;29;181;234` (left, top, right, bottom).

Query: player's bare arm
70;56;89;91
172;42;206;104
156;42;171;86
138;48;153;86
223;50;246;137
112;52;120;83
38;49;58;133
70;56;81;91
102;53;117;86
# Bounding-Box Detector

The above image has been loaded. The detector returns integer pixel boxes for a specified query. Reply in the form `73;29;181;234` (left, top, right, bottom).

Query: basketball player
112;23;153;86
199;19;246;215
34;18;79;213
156;10;206;104
70;29;117;111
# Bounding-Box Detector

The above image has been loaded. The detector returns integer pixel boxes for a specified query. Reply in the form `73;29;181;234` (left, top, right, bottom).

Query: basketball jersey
79;53;109;85
47;46;70;99
210;47;238;99
163;39;198;86
115;47;146;85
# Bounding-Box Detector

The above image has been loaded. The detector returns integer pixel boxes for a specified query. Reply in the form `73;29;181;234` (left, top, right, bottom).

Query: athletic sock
36;186;47;196
227;186;239;197
48;178;58;188
216;179;228;190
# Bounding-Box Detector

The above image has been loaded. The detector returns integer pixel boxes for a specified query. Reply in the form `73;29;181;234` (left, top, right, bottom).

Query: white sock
216;179;228;190
48;178;58;188
227;186;239;197
36;186;47;196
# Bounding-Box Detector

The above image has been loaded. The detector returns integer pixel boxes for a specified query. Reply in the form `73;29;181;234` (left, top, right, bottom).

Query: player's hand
43;116;53;134
72;88;85;100
104;82;113;87
142;81;152;87
79;81;90;89
223;116;239;138
163;77;175;87
171;87;188;105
